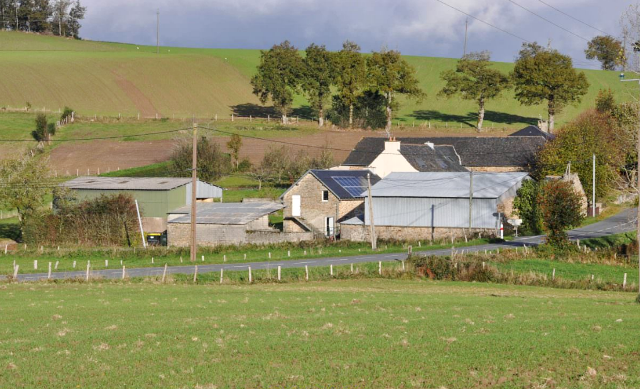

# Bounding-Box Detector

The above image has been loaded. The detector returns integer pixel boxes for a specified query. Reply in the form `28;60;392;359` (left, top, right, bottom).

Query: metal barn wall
185;181;224;204
364;197;499;229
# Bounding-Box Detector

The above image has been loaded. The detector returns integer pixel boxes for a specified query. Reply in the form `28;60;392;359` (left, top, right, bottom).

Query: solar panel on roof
333;176;368;197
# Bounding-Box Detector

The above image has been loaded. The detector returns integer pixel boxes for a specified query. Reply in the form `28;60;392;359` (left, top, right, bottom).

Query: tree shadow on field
410;110;476;127
410;109;537;127
230;104;314;120
231;103;277;117
0;222;21;242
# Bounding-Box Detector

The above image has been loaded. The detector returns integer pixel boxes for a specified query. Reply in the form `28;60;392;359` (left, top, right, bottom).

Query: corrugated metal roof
61;177;219;191
168;202;284;225
369;172;529;199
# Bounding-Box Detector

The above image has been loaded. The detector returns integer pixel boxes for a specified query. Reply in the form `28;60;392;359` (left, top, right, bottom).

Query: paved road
14;209;637;282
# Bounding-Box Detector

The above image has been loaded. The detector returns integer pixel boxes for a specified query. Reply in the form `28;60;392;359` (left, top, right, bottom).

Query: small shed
341;172;529;242
60;177;223;233
167;202;311;247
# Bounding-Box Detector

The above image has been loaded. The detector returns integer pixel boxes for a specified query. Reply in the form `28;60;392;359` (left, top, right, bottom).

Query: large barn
59;177;223;234
341;172;529;242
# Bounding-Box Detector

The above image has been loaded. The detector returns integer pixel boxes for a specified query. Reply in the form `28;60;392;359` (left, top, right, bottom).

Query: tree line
251;41;424;135
0;0;86;38
253;40;591;134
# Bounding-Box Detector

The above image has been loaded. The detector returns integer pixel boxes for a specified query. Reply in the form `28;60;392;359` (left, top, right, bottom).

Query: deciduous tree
171;136;231;182
0;154;51;231
334;41;366;128
512;42;589;133
251;41;303;124
585;35;624;71
438;51;511;131
366;49;424;136
226;133;242;170
301;43;335;127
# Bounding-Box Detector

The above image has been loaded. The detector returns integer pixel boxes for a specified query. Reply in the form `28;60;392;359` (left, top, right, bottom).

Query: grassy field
0;31;632;129
0;238;491;275
1;279;639;388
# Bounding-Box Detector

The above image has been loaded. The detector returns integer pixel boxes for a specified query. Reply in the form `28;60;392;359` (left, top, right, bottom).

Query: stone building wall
282;173;364;235
341;224;495;243
168;223;314;247
468;166;525;173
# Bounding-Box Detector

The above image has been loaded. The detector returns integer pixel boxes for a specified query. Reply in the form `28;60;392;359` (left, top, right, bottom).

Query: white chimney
384;137;400;153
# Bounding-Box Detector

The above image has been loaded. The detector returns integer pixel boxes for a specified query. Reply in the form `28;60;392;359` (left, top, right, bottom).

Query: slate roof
168;202;284;225
370;172;529;199
61;177;196;191
509;125;555;140
400;144;468;172
342;136;546;168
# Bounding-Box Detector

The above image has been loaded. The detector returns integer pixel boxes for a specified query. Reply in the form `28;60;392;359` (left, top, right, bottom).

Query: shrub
61;106;74;122
538;180;584;247
171;136;232;182
238;158;252;172
513;179;543;235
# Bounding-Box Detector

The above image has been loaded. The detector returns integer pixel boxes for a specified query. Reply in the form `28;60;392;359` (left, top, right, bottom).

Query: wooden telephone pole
190;122;198;262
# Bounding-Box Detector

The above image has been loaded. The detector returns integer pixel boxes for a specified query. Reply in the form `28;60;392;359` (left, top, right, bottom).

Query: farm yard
1;279;639;388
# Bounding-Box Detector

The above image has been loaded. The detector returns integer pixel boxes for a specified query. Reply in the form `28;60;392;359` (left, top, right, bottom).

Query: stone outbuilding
280;169;381;238
341;172;529;242
167;202;311;247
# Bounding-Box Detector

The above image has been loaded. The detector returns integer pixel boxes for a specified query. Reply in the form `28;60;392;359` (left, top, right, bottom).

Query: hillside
0;31;631;127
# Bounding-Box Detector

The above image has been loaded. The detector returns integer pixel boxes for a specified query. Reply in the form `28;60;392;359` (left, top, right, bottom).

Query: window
322;190;329;202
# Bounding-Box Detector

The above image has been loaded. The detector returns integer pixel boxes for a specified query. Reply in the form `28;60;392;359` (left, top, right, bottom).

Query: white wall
368;141;417;178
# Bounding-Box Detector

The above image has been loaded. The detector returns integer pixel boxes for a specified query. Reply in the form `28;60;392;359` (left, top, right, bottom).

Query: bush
23;193;141;247
408;255;497;282
538;180;584;247
237;158;252;172
513;179;543;235
61;106;73;122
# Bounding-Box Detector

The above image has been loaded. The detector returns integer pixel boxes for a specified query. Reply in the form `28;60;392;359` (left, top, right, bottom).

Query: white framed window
322;190;329;202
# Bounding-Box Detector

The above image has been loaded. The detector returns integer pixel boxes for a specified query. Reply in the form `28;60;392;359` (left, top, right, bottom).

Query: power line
537;0;611;36
507;0;588;42
0;127;191;142
434;0;531;43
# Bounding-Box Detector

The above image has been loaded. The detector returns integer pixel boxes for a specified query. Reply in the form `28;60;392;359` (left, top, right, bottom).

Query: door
292;195;301;217
326;217;334;237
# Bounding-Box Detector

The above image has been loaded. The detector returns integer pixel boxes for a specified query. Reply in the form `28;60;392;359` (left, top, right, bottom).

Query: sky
79;0;630;69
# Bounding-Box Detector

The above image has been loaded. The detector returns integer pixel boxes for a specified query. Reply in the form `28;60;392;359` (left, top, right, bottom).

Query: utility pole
190;122;198;262
468;171;473;229
592;154;596;218
367;173;377;250
463;18;468;57
156;9;160;55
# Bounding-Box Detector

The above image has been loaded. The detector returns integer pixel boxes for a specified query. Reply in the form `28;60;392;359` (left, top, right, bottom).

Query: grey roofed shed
168;202;284;225
62;177;193;191
363;172;529;229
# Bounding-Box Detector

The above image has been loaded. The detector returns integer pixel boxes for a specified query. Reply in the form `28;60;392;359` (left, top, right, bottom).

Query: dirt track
48;129;508;174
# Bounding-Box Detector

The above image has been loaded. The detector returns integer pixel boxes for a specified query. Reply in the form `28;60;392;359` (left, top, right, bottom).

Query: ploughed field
1;279;638;388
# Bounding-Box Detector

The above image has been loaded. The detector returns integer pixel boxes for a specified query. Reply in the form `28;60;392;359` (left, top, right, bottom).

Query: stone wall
247;230;313;245
168;223;314;247
168;223;247;247
282;173;364;235
142;217;167;234
341;224;496;243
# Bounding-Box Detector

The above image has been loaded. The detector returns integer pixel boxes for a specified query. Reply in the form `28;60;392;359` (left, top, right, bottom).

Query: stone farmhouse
280;170;381;238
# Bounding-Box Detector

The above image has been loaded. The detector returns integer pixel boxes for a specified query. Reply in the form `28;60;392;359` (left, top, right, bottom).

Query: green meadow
1;279;639;388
